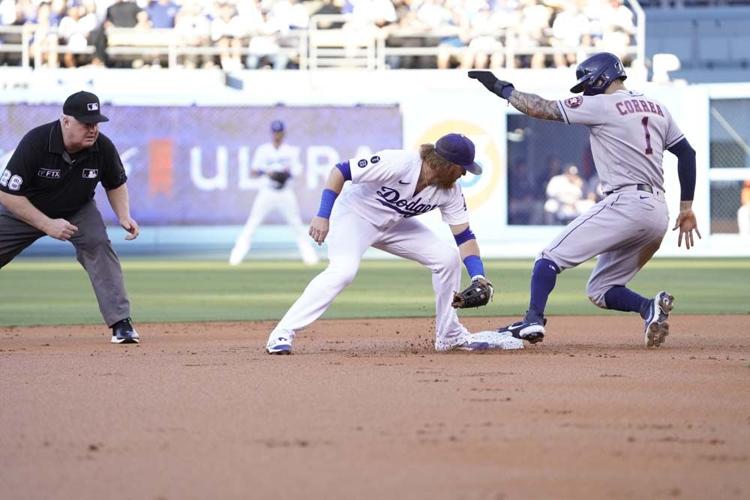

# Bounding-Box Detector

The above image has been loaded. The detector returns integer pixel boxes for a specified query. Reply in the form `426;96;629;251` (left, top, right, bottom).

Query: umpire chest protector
1;120;127;218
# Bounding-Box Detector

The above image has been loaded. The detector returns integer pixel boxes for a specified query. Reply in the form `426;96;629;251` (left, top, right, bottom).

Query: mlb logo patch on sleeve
82;169;99;179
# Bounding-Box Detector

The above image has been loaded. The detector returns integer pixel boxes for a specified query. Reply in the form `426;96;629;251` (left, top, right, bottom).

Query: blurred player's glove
268;171;291;189
468;71;514;100
452;277;494;309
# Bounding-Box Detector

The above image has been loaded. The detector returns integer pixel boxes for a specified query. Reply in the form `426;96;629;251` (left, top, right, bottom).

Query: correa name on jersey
615;98;664;117
376;186;435;217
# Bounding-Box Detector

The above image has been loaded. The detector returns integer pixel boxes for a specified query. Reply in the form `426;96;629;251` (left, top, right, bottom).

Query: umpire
0;91;140;344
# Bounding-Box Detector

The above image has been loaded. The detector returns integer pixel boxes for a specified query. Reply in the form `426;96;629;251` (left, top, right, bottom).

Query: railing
0;17;640;71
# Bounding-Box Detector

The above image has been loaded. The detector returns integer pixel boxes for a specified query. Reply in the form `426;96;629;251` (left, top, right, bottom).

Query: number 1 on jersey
641;116;653;155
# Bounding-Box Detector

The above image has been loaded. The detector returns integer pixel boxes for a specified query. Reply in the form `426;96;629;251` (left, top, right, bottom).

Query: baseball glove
268;170;291;189
452;278;494;309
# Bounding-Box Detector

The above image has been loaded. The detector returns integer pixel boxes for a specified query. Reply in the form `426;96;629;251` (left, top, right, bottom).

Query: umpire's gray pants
0;201;130;326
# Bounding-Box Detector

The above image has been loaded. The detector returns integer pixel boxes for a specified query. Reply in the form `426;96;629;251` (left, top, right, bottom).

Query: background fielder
469;52;701;348
229;120;319;266
265;133;522;354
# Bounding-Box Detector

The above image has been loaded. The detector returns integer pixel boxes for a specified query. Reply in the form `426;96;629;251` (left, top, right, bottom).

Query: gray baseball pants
539;188;669;308
0;200;131;326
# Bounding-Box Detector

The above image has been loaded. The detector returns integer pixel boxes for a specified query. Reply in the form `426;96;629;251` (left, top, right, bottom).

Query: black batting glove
468;70;515;100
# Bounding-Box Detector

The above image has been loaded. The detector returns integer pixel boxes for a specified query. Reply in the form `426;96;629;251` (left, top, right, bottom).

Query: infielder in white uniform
265;133;523;354
469;52;701;348
229;120;319;266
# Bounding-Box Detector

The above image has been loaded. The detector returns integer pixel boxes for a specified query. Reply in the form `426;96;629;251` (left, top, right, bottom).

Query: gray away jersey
557;90;684;193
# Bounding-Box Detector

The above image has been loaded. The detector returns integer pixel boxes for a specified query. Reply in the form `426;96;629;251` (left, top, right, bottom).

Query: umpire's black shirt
0;120;127;218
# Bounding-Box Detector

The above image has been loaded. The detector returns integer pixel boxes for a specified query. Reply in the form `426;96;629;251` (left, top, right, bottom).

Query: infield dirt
1;315;748;500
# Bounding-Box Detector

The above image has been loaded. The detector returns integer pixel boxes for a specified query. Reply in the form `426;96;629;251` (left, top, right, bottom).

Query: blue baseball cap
271;120;285;132
435;133;482;175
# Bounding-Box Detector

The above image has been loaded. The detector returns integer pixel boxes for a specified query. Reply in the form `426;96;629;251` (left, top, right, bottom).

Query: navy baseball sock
526;258;560;321
604;286;651;318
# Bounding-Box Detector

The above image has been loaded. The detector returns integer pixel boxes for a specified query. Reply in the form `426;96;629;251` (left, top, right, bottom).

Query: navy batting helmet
570;52;627;96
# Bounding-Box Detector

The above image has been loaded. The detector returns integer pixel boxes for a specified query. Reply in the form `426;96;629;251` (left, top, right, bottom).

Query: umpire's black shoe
111;318;140;344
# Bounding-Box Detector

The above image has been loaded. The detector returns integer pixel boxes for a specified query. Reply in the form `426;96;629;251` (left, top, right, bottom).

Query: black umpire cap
63;91;109;124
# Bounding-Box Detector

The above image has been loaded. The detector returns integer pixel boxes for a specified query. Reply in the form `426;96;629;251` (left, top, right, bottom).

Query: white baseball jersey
557;90;684;194
252;142;302;190
337;149;470;230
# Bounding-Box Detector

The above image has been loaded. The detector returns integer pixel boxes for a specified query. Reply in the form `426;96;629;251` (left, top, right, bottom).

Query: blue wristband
453;227;476;246
463;255;484;279
317;189;338;219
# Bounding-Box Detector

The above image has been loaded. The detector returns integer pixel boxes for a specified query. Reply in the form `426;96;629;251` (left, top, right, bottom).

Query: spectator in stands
174;0;214;69
597;0;635;62
244;2;287;70
102;0;149;67
509;0;552;69
58;0;99;67
310;0;344;29
414;0;465;69
0;0;17;25
459;1;506;69
30;1;60;68
210;1;246;70
544;164;591;225
738;180;750;237
383;0;431;69
105;0;146;29
147;0;179;29
550;0;591;68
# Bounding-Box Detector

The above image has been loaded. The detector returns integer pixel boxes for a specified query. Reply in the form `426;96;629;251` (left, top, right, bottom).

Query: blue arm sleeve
317;189;338;219
667;138;696;201
335;161;352;181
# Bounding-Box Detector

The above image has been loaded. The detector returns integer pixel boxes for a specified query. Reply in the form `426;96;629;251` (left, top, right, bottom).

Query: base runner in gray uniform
469;52;701;348
0;91;140;344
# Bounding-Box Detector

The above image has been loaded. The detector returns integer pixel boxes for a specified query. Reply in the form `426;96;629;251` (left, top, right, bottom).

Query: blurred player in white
229;120;319;266
469;52;701;348
265;133;523;354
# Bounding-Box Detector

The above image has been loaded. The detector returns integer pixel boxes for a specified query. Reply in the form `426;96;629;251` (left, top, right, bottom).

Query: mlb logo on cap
87;103;99;111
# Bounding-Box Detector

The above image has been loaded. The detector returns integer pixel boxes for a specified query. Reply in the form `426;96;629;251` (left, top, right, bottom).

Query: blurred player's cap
63;91;109;124
435;133;482;175
271;120;285;132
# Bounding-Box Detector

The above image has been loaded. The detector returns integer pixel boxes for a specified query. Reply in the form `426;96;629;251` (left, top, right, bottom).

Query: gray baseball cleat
644;291;674;348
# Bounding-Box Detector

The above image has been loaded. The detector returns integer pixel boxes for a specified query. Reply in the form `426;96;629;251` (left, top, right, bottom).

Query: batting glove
468;71;515;100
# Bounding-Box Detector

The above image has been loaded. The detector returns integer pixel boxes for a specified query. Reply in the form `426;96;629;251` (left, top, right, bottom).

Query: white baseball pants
230;188;318;265
274;208;470;347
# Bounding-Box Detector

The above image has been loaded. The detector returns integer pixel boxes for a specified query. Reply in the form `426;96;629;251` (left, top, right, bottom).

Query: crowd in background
0;0;636;69
508;151;604;226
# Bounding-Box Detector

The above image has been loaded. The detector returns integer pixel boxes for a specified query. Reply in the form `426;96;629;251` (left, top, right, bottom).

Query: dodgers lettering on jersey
337;149;469;229
557;90;684;193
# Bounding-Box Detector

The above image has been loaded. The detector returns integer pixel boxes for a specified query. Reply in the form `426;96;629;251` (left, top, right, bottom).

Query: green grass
1;258;748;326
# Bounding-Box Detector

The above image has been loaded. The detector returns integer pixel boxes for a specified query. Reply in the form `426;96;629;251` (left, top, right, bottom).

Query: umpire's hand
120;216;140;240
45;218;78;240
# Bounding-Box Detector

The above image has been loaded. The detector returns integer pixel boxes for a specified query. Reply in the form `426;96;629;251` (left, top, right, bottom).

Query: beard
432;164;463;189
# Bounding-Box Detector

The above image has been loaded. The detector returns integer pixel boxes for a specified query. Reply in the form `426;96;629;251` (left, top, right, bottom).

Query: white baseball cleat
435;331;524;352
266;329;295;355
644;291;674;348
